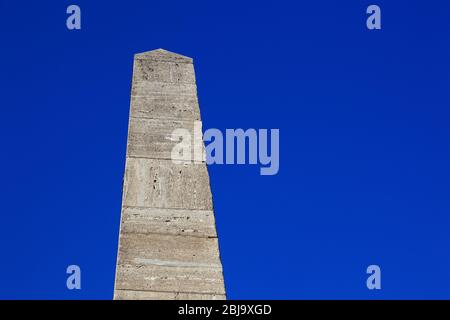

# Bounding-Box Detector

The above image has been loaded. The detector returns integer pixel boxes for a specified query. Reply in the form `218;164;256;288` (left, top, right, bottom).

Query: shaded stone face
126;117;204;160
114;49;225;300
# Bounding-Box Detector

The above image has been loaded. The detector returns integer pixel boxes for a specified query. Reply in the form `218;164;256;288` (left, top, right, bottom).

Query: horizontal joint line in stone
129;115;201;121
133;79;196;85
115;289;225;296
120;229;218;239
134;58;193;65
131;94;197;97
125;155;205;163
122;205;213;212
120;259;222;268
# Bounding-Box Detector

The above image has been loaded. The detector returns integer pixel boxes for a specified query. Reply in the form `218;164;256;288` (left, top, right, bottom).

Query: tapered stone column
114;49;225;300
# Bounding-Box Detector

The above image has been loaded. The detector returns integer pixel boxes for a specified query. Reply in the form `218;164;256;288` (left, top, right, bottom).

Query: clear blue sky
0;0;450;299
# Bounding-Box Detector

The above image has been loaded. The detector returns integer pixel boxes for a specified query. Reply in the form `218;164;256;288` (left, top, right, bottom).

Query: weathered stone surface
115;290;225;300
132;81;197;97
135;48;193;64
115;49;225;300
133;60;196;84
127;117;204;160
116;264;225;294
117;233;221;266
130;95;201;120
120;207;217;237
114;290;226;300
122;158;213;210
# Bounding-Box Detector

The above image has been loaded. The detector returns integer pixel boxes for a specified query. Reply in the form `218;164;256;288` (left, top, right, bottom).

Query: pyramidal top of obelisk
135;48;193;63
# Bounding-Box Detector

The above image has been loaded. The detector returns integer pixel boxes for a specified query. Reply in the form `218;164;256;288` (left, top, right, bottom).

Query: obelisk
114;49;225;300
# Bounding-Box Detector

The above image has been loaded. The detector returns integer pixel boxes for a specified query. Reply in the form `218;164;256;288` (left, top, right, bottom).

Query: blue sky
0;0;450;299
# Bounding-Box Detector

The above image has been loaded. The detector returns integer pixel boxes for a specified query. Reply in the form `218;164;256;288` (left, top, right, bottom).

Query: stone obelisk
114;49;225;300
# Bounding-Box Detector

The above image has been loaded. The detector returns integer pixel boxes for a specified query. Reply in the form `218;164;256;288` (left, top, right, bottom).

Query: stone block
132;81;197;97
126;117;204;160
133;60;196;84
117;232;221;266
114;290;226;300
115;264;225;294
120;207;218;237
130;95;201;120
122;158;213;210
